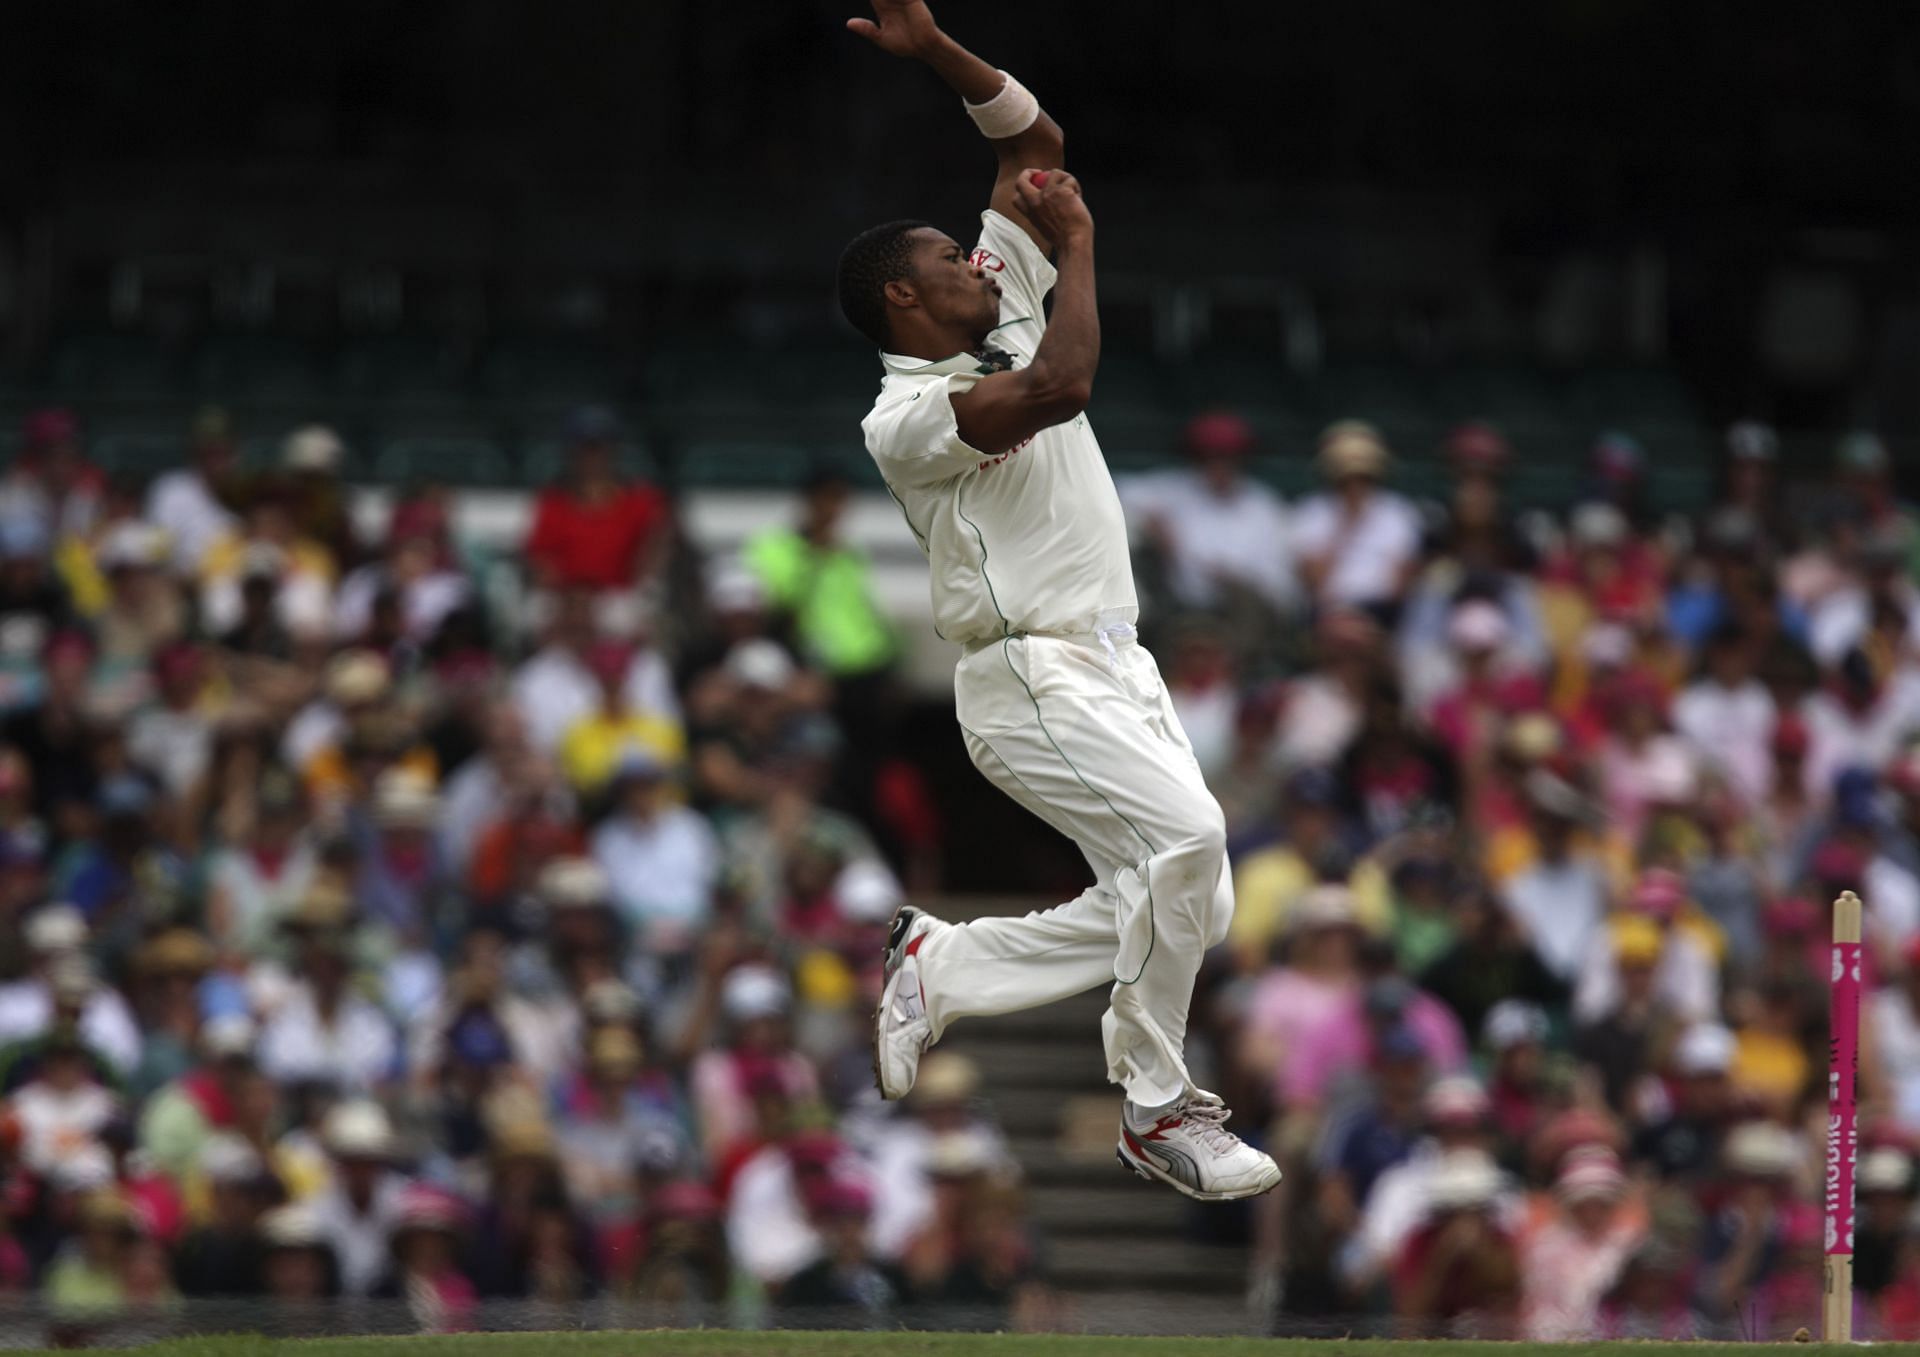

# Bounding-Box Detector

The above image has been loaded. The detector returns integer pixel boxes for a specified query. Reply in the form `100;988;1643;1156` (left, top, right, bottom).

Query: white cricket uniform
861;210;1231;1107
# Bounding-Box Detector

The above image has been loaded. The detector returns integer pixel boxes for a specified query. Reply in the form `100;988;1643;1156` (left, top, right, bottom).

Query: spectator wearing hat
1673;623;1778;808
136;1014;260;1182
255;887;398;1093
278;425;355;561
42;1187;145;1333
1292;421;1422;618
774;1175;903;1328
0;905;140;1074
899;1130;1043;1332
91;520;185;684
554;1026;687;1222
727;1127;857;1291
122;927;217;1098
1696;1119;1812;1325
306;1100;409;1298
1801;649;1920;809
512;589;681;758
1389;1147;1520;1337
7;1022;120;1179
1228;770;1385;973
145;406;241;577
1517;1149;1646;1341
1572;915;1681;1115
171;1133;275;1298
1272;608;1386;771
0;512;75;676
1575;869;1722;1029
591;746;719;956
1630;1022;1737;1183
1871;937;1920;1133
1117;411;1298;616
257;1203;342;1305
7;408;106;546
125;640;217;802
331;517;471;648
1497;770;1610;985
199;482;339;647
353;766;451;953
1481;999;1551;1150
1237;885;1369;1113
524;407;669;594
690;964;818;1167
864;1054;1013;1262
1339;1075;1502;1297
461;1115;595;1303
373;1183;477;1333
204;767;321;959
557;639;687;799
281;647;398;782
1853;1146;1915;1302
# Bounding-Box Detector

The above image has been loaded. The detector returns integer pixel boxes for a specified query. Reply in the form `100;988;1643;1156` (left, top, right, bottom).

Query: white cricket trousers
917;626;1233;1108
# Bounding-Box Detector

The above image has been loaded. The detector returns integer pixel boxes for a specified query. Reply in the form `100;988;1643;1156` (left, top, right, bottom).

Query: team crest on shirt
969;247;1006;273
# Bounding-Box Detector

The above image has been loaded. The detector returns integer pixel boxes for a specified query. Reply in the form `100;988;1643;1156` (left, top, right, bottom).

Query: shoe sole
1115;1143;1282;1203
871;903;919;1100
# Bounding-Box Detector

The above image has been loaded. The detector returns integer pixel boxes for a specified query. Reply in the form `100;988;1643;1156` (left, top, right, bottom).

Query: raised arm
848;0;1066;251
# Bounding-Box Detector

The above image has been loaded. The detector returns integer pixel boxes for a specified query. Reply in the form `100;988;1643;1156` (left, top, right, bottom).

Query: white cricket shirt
861;210;1137;647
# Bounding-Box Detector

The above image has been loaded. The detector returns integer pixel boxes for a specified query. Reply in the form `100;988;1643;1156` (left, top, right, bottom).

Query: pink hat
1554;1149;1626;1204
1182;412;1256;460
1629;868;1688;921
22;408;78;451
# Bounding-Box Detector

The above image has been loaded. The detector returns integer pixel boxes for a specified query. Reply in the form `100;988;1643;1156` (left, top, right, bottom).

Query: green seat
339;334;472;400
52;333;185;399
674;440;815;489
520;439;658;489
373;436;511;488
196;335;329;402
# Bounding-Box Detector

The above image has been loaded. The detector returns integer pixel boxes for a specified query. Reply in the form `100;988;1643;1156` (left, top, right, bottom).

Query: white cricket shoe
873;906;942;1100
1116;1094;1282;1201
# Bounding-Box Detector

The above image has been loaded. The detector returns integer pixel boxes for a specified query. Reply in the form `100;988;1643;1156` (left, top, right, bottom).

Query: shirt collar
878;319;1033;378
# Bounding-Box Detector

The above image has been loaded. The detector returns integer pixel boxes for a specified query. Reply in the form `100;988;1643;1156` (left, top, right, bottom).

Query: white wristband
964;70;1041;140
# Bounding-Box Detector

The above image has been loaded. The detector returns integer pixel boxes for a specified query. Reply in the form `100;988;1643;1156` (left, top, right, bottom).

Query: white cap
1580;622;1635;668
26;904;88;954
324;650;391;706
321;1099;396;1160
1860;1147;1912;1194
1724;1120;1798;1178
1482;999;1549;1052
259;1203;327;1249
371;767;439;828
1555;1150;1627;1204
1673;1023;1736;1076
835;858;904;926
1639;739;1698;805
721;965;791;1022
1427;1149;1503;1211
707;560;766;613
283;425;346;474
98;521;168;571
49;1143;116;1193
927;1129;1000;1178
1570;502;1629;549
201;1013;257;1061
724;639;796;691
1288;884;1357;933
1447;600;1510;654
199;1132;264;1185
537;856;609;908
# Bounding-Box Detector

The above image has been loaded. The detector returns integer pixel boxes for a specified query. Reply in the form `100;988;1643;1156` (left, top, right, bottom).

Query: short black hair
837;219;932;348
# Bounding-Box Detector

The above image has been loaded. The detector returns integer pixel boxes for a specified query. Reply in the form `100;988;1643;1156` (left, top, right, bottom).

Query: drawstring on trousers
1095;620;1137;670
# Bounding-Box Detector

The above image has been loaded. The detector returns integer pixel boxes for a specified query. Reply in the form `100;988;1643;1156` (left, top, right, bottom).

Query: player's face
906;229;1001;341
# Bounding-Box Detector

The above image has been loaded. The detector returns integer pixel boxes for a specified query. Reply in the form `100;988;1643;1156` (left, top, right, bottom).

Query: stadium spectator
1292;421;1422;618
523;407;670;593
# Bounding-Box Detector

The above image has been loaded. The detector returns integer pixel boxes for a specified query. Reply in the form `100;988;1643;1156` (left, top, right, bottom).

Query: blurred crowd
3;389;1920;1344
0;402;1035;1342
1117;412;1920;1340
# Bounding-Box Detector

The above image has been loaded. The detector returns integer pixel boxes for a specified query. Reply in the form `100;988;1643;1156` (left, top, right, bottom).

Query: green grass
3;1334;1867;1357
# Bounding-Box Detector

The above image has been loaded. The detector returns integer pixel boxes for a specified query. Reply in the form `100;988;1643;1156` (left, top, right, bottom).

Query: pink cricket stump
1824;888;1862;1344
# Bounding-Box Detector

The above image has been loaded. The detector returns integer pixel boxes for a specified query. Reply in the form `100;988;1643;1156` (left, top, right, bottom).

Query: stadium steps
923;897;1256;1312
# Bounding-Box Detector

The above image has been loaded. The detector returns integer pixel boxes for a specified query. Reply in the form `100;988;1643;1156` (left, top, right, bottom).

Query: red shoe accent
1144;1114;1185;1142
905;933;926;958
1122;1127;1152;1158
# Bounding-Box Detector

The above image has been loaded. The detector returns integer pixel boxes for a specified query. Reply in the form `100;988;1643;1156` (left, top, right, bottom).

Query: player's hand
1013;169;1093;244
846;0;942;58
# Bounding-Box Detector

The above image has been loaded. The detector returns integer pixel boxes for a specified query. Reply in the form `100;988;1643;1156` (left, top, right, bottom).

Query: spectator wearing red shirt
524;407;669;592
